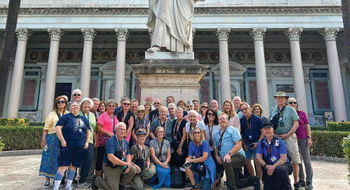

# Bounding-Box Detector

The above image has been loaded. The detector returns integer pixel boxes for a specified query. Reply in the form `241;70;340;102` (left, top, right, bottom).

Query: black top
148;109;159;123
116;110;135;130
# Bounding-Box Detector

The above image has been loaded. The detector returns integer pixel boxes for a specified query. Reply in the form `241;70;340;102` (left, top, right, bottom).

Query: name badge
79;129;82;133
275;140;279;147
270;156;277;162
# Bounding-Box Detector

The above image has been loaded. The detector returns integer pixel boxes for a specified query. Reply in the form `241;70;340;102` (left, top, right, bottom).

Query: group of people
38;89;313;190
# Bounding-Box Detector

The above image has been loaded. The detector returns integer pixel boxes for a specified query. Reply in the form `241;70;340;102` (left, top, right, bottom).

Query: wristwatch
228;152;232;156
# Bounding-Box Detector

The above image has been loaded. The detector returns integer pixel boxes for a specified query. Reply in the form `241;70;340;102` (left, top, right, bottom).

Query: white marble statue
147;0;204;53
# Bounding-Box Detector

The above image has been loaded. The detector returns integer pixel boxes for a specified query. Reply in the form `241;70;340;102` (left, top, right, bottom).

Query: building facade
0;0;349;126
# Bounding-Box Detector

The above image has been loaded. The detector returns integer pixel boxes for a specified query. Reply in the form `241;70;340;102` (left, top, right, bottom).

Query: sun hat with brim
273;91;289;99
136;129;147;136
262;123;273;129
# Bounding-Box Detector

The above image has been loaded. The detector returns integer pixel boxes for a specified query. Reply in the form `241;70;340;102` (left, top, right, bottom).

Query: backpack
171;166;185;188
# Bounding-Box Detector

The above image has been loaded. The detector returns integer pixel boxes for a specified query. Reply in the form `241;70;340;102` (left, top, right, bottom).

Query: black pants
210;150;224;179
263;163;293;190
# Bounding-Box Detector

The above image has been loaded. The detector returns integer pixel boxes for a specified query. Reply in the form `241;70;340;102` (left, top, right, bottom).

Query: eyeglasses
108;105;116;108
124;103;130;106
58;101;66;104
193;132;201;134
241;108;249;111
169;108;175;110
73;94;81;97
207;113;215;116
289;102;297;105
154;102;160;105
201;106;208;109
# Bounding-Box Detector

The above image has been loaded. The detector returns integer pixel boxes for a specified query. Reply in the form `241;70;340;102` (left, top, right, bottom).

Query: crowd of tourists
38;89;313;190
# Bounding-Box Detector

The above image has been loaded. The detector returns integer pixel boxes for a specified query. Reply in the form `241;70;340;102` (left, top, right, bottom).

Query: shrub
0;126;42;150
29;122;45;127
0;137;4;152
342;134;350;181
0;118;29;127
310;127;327;131
311;130;350;158
327;122;350;131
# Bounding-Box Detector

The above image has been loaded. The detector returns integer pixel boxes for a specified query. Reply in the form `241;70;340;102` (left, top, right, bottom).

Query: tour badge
248;135;253;141
275;139;279;147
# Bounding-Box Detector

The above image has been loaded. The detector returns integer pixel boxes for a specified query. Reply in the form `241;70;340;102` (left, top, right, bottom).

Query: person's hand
84;142;89;149
267;165;275;175
186;157;193;163
61;140;67;147
146;162;150;170
124;167;130;174
160;162;168;169
41;139;47;149
108;132;114;137
307;138;312;147
224;154;231;163
252;143;258;149
277;134;288;140
177;147;182;155
216;155;223;164
243;144;248;151
94;141;98;148
135;165;141;174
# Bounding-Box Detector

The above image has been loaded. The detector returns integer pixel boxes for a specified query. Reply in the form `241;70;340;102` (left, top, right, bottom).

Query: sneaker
298;180;306;187
77;182;91;189
294;181;301;190
305;182;313;190
42;180;50;189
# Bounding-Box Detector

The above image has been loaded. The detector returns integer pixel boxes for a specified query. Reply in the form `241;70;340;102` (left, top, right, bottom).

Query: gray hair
168;103;176;108
188;110;198;117
116;122;126;130
80;97;93;110
71;89;82;97
175;107;183;112
106;99;118;107
92;98;100;102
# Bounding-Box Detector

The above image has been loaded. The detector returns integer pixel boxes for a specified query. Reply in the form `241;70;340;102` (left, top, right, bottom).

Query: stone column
80;28;95;98
114;29;128;102
217;28;231;102
286;27;308;114
42;28;63;121
7;29;30;118
321;28;347;121
250;28;269;117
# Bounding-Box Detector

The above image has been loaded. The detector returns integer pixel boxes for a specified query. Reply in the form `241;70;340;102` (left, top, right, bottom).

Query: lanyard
219;127;227;147
56;111;63;119
138;144;146;160
157;139;164;160
196;143;203;158
109;114;115;131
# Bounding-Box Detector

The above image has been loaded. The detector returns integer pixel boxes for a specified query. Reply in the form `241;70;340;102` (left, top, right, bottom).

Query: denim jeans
298;138;313;183
79;143;94;183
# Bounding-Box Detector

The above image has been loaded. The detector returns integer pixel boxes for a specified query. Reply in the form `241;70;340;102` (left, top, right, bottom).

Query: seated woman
184;127;216;190
150;126;172;189
53;101;91;190
131;129;156;190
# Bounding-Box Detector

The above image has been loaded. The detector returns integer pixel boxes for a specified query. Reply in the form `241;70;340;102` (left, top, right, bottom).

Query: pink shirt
97;112;119;135
296;110;309;139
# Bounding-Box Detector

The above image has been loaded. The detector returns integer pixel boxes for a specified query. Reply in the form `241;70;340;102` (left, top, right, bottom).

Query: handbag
98;134;110;147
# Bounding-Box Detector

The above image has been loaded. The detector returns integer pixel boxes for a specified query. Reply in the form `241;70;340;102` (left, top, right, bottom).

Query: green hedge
311;127;327;131
327;122;350;131
0;126;42;150
29;122;45;127
311;130;350;158
0;118;29;127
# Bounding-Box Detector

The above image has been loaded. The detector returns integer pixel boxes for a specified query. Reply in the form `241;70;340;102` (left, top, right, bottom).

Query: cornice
0;6;342;16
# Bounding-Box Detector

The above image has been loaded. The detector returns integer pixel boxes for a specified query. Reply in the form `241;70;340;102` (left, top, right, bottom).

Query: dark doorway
55;83;72;101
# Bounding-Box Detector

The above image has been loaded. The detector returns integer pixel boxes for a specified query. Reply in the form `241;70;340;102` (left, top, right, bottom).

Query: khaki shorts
284;134;301;164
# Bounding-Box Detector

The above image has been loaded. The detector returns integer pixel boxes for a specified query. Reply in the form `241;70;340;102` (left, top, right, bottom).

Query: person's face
175;110;183;119
193;128;201;142
201;104;208;114
159;108;167;119
253;107;261;116
154;100;161;109
136;135;146;144
189;113;197;123
123;101;130;110
207;110;216;122
137;110;145;118
99;103;106;113
224;102;232;112
240;104;251;117
116;125;127;137
145;96;152;104
168;106;175;116
289;100;298;109
275;96;287;105
157;128;165;139
210;101;218;111
131;102;138;111
57;98;66;109
263;128;274;137
178;103;185;109
219;115;228;127
70;102;80;115
82;101;91;113
144;104;151;111
167;97;174;104
193;101;199;110
233;97;241;108
107;103;116;114
72;91;82;101
92;100;100;111
187;105;194;111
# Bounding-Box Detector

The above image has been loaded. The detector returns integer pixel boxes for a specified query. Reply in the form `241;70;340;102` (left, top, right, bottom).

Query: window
89;68;101;99
19;68;41;111
310;69;332;114
244;68;257;105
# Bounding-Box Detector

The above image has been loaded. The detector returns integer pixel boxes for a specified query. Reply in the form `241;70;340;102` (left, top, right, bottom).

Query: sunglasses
201;106;208;109
241;108;249;111
289;102;297;105
193;132;201;134
154;102;160;105
73;94;81;97
124;103;130;106
207;113;215;116
58;101;66;104
108;105;116;108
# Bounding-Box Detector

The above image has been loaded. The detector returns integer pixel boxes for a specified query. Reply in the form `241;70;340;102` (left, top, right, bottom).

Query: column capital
48;28;63;41
250;28;266;41
321;27;339;41
216;28;231;41
81;28;96;41
286;27;303;41
115;28;128;41
16;28;31;41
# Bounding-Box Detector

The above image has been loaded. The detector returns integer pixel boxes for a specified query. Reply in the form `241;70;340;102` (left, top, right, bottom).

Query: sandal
185;184;197;190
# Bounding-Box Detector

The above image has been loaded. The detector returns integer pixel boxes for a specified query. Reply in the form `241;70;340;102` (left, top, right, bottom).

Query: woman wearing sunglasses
116;98;135;142
288;98;313;190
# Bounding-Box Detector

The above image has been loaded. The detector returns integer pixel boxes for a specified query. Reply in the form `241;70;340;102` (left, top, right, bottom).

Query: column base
131;59;208;104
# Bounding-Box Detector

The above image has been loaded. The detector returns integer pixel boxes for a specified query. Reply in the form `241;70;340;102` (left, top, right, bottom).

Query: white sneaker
42;181;50;189
77;182;91;189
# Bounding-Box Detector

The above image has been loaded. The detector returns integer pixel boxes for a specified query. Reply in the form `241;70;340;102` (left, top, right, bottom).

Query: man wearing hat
256;123;293;190
269;91;301;189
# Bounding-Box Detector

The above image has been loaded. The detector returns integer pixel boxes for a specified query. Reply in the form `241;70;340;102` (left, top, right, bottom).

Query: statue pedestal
132;54;208;104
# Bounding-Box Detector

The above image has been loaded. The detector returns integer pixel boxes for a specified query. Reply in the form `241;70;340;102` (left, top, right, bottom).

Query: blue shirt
240;114;263;144
215;126;245;159
189;140;211;159
56;113;90;149
256;137;289;165
269;105;299;135
104;136;130;166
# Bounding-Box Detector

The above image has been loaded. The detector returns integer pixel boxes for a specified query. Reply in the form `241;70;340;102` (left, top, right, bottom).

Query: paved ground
0;154;349;190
